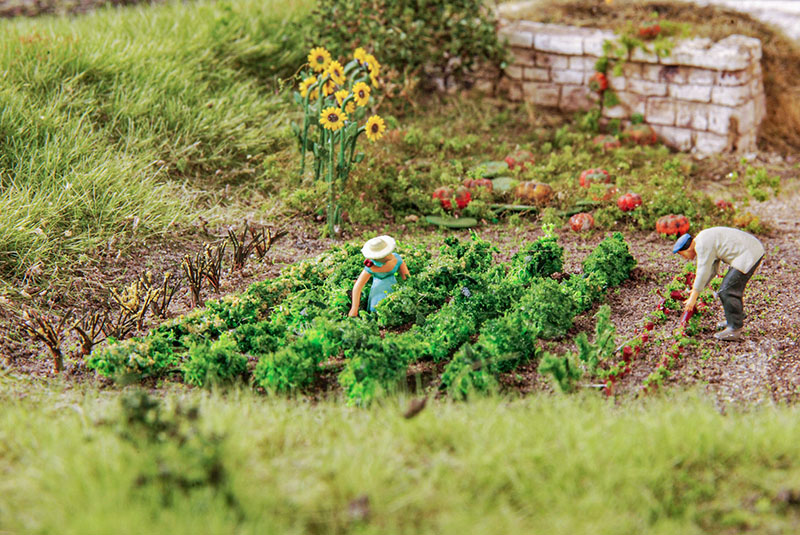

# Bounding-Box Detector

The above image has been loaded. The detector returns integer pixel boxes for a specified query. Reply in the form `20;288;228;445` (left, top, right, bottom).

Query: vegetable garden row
88;230;641;404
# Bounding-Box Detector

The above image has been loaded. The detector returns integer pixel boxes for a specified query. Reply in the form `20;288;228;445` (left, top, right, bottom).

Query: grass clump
0;0;314;278
4;382;800;534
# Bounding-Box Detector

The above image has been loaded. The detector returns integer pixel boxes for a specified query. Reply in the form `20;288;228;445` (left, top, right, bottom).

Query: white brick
733;100;757;134
615;91;647;116
686;68;716;85
661;65;687;85
694;132;729;154
551;69;584;84
717;69;751;86
755;93;767;124
628;79;667;97
608;75;626;91
559;85;597;111
500;28;534;48
602;104;628;119
622;63;642;79
646;97;677;125
534;33;583;55
642;65;665;82
569;56;593;71
668;84;712;103
536;53;569;69
707;105;735;135
652;126;693;151
736;130;758;153
505;65;524;80
660;38;713;68
511;47;536;67
716;35;762;62
583;30;616;57
711;85;751;107
523;82;560;107
631;47;659;64
523;67;550;82
676;102;709;131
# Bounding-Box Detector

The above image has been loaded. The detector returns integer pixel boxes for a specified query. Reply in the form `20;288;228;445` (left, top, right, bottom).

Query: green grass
3;377;800;534
0;0;313;278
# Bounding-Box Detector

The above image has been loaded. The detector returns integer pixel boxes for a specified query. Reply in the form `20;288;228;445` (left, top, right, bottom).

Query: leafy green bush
182;334;248;387
307;0;506;94
510;228;565;282
582;232;637;289
86;332;180;381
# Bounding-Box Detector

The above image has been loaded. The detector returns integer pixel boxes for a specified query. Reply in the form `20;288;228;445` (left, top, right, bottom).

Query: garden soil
3;171;799;405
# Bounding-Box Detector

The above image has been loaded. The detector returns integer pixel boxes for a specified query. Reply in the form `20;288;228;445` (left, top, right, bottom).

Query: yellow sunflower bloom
320;107;347;131
370;72;380;89
354;47;368;64
365;115;386;142
322;79;337;97
364;53;381;75
353;82;370;107
308;47;331;72
334;89;356;114
326;60;346;85
299;76;317;98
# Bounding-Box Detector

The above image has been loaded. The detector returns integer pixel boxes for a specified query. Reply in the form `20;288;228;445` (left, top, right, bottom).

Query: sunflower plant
292;46;388;236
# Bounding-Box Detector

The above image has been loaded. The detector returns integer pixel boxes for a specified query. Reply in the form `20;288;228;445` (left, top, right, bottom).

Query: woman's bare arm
399;262;410;280
348;271;372;317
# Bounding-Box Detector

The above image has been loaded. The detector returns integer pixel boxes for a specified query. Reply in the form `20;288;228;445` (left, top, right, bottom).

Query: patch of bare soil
3;177;800;406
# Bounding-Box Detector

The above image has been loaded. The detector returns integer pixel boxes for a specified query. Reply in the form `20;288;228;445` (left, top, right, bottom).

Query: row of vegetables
87;230;637;404
430;157;708;237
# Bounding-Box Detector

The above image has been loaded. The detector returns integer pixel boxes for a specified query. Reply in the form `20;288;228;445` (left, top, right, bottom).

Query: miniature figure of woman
348;235;410;317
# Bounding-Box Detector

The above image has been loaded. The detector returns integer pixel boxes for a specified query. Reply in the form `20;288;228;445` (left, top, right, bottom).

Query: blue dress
365;253;404;312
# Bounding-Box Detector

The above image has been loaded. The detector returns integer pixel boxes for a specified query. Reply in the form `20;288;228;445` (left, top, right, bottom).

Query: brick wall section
479;21;766;155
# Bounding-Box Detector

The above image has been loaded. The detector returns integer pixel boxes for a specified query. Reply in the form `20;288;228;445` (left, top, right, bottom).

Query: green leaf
490;176;516;192
424;216;478;229
354;153;365;163
293;92;303;105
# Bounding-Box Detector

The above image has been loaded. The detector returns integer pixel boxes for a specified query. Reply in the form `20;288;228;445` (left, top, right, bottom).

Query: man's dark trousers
718;256;763;330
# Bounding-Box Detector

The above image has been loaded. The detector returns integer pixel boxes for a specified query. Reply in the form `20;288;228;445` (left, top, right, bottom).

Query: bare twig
73;311;107;356
202;243;225;294
15;308;73;373
182;252;207;308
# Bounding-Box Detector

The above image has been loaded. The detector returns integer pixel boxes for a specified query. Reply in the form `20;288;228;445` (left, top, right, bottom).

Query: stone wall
481;21;766;155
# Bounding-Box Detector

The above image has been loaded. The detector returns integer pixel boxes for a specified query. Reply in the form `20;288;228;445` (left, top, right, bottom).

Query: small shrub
182;334;248;387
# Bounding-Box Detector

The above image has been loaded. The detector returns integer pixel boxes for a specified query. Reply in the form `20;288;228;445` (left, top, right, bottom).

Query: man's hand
683;289;699;313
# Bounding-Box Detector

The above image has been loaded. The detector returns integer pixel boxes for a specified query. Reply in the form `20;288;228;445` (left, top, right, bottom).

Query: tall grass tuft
0;0;314;278
3;382;800;534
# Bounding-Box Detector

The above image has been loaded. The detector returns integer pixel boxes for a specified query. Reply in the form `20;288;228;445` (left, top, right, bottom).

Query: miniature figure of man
348;235;410;317
673;227;764;341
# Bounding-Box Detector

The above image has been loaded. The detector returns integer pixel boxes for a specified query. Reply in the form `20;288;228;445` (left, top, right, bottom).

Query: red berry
641;332;649;343
645;322;654;331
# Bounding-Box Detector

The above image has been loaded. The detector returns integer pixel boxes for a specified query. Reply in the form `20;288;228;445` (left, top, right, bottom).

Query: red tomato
569;212;594;232
579;168;611;187
617;192;642;212
588;72;608;92
432;186;453;210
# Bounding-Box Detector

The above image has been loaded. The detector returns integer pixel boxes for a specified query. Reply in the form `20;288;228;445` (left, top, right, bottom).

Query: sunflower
370;72;380;89
334;89;355;114
326;60;346;85
363;53;381;76
354;47;368;64
320;107;347;131
308;47;331;73
365;115;386;142
321;78;337;97
352;82;370;107
299;76;317;99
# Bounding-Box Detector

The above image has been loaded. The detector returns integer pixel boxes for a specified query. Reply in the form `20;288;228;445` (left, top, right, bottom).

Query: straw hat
361;235;396;260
